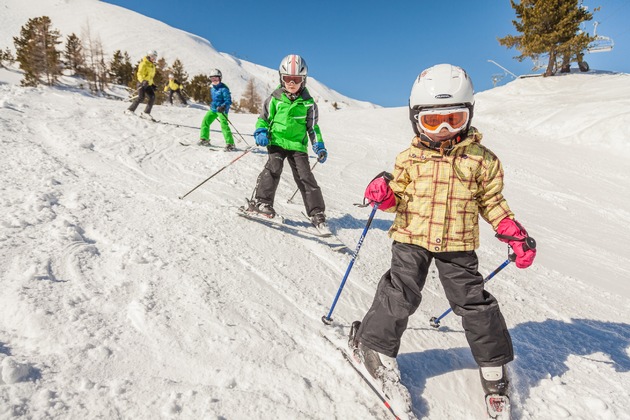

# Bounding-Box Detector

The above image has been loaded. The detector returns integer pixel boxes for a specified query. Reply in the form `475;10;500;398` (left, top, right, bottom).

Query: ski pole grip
523;236;537;252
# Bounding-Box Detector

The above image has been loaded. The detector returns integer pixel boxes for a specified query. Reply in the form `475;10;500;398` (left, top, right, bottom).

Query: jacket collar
412;127;482;154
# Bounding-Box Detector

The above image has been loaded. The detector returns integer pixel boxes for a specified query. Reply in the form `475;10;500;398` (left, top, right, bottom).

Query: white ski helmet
278;54;308;86
147;50;158;59
168;74;174;79
409;64;475;136
209;68;222;78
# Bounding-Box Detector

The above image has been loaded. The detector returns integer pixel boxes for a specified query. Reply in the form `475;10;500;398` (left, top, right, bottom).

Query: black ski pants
358;241;514;367
128;82;155;114
168;89;187;105
255;145;325;216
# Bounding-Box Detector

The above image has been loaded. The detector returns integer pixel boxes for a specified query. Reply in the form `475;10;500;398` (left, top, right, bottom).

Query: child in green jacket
247;54;328;230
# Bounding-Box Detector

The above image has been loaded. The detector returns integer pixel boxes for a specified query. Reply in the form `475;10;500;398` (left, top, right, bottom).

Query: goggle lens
282;75;305;85
416;108;469;133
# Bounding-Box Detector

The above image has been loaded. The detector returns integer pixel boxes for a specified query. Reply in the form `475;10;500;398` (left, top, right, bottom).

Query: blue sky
103;0;629;107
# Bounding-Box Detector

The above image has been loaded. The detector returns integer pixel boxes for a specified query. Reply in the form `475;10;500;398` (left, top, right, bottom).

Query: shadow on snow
398;318;630;419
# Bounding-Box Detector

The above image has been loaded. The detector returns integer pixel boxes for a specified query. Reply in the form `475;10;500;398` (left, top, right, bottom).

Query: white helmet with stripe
279;54;308;86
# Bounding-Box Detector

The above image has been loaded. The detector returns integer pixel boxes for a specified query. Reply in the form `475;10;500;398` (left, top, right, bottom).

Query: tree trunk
544;49;557;77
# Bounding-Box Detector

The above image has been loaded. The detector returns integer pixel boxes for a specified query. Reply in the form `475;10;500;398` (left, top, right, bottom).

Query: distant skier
352;64;536;411
164;74;187;105
246;54;329;232
199;69;235;151
126;50;158;120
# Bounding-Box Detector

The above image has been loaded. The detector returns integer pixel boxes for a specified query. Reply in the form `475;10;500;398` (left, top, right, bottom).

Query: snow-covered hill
0;0;376;111
1;67;629;419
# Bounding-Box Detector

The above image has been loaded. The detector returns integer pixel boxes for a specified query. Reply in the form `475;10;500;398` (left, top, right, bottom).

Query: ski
179;141;221;151
236;204;352;254
320;326;416;420
301;211;332;237
124;110;159;123
485;394;511;419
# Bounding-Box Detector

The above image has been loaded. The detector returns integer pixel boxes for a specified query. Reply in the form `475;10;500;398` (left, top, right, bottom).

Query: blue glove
312;142;327;163
254;128;269;147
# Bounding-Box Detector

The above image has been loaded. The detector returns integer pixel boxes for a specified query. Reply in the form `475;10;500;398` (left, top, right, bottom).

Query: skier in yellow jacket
164;74;187;105
127;50;158;120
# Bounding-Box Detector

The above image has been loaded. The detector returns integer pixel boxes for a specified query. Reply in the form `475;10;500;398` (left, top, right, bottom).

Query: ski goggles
282;75;305;85
415;107;470;133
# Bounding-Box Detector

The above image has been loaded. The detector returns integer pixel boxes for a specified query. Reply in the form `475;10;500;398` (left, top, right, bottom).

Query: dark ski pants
128;83;155;114
358;242;514;367
168;89;187;105
255;145;325;216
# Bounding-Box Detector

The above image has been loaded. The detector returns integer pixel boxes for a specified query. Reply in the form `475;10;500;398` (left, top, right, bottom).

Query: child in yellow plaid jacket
354;64;536;405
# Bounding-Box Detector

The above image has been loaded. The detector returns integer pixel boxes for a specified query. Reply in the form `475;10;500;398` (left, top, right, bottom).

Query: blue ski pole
322;203;379;325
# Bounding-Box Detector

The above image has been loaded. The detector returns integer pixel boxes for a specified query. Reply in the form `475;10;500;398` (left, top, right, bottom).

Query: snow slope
1;68;629;419
0;0;376;111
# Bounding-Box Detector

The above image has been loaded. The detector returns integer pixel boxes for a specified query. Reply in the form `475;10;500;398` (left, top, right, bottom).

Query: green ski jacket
255;87;323;153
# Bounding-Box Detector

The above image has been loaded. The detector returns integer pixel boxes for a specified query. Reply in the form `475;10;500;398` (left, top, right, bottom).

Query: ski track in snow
1;71;630;420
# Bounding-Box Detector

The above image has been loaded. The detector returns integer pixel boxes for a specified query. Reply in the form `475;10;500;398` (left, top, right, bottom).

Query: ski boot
480;365;511;419
224;143;236;152
246;199;276;218
348;321;414;418
139;112;155;121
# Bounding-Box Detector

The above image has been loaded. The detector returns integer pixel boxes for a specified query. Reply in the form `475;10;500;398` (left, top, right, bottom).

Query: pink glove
364;176;396;210
496;218;537;269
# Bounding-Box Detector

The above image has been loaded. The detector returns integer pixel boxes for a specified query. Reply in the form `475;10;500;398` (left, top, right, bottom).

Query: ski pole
430;228;537;329
223;114;252;146
322;203;379;325
287;161;318;203
178;147;254;200
429;255;515;329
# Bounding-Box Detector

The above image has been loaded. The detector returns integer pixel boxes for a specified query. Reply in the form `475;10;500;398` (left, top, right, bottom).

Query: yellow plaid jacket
386;127;513;252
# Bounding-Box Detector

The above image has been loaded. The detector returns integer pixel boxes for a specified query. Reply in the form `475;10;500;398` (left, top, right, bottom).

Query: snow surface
2;2;630;420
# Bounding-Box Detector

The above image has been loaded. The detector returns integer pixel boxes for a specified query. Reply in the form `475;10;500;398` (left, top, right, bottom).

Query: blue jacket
210;83;232;113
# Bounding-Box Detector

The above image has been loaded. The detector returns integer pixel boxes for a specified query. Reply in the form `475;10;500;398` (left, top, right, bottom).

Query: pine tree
153;57;168;105
187;74;212;103
64;33;85;75
498;0;595;76
109;50;133;86
170;58;188;84
0;47;15;68
13;16;62;86
239;79;261;114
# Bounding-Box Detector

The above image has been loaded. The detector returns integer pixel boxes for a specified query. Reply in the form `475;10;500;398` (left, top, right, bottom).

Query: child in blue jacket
199;69;235;151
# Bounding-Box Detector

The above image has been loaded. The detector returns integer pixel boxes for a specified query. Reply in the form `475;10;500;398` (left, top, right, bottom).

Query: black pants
255;145;325;216
168;89;187;105
358;242;513;367
128;83;155;114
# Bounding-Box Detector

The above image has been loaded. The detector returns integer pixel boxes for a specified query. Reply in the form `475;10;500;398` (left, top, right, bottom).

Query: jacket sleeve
222;87;232;112
136;60;147;83
306;103;323;145
255;95;274;129
383;152;411;213
477;153;514;228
